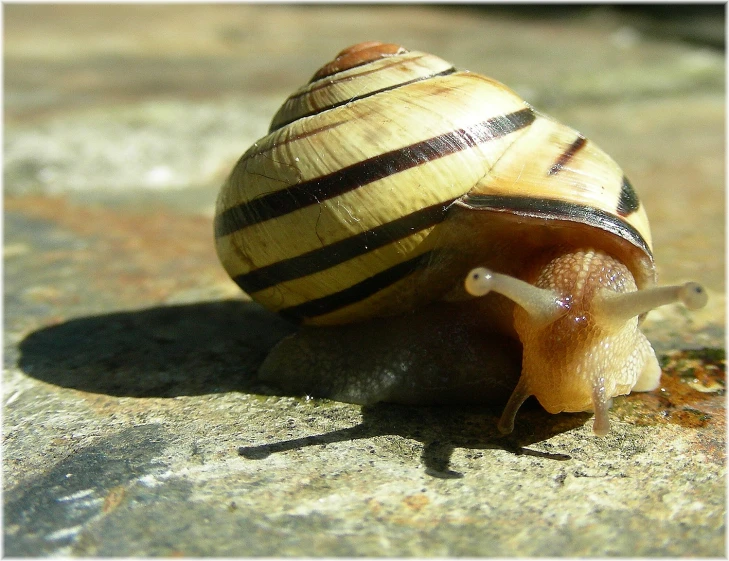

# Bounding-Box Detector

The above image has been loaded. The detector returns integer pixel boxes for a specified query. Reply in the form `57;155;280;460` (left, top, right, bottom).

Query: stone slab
4;5;725;557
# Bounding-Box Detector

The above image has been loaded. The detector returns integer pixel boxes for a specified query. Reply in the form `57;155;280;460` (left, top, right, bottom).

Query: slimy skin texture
517;249;660;413
501;248;661;435
259;300;522;407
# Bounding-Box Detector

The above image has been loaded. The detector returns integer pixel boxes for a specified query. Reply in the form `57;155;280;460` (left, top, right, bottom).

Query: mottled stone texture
4;5;725;557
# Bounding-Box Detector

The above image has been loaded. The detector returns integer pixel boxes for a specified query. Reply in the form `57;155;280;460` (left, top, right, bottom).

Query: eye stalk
465;267;568;329
467;265;709;329
594;281;708;323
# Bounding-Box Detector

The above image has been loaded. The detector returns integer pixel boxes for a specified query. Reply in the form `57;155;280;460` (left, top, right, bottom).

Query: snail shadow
16;300;297;397
239;402;590;479
18;300;589;476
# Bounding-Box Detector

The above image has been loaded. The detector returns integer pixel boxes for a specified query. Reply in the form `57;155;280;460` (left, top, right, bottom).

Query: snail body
215;42;707;435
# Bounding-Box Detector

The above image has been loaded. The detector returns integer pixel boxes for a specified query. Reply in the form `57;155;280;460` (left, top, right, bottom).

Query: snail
214;42;707;436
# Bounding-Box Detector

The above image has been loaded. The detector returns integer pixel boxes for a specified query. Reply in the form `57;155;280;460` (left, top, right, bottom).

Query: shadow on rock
239;402;591;479
17;300;296;397
19;299;590;475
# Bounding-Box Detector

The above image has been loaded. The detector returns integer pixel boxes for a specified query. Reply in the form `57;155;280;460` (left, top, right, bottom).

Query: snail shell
215;42;707;435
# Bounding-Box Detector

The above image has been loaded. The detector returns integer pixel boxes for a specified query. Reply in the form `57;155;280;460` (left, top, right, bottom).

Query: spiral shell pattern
215;42;653;325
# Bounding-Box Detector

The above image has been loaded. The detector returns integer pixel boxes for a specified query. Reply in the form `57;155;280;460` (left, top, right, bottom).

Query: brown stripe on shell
290;54;430;101
278;250;432;322
269;67;457;133
234;198;456;294
310;42;406;82
547;135;587;176
616;176;641;217
460;193;652;259
215;107;535;238
231;120;346;173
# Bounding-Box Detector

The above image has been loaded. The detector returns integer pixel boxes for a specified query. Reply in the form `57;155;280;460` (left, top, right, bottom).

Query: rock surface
4;5;725;556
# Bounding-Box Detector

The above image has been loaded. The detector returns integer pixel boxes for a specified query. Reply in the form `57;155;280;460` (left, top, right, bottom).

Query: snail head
465;248;707;436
